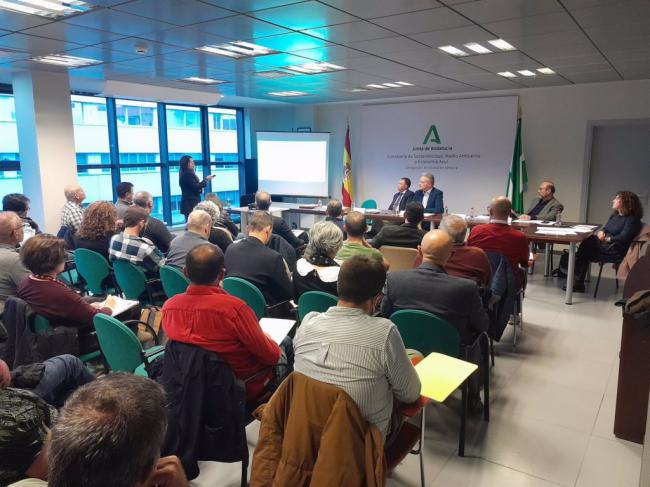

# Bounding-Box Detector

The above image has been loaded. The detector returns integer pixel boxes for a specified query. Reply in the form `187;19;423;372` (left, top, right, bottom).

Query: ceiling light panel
497;71;517;77
464;42;492;54
197;41;277;59
517;70;536;76
180;77;226;85
31;54;101;67
0;0;93;18
488;39;516;51
438;45;468;56
268;91;307;97
537;67;555;74
256;70;295;79
284;62;345;74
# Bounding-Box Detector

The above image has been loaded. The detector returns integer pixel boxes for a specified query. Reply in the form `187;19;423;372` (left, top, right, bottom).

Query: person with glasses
0;211;29;314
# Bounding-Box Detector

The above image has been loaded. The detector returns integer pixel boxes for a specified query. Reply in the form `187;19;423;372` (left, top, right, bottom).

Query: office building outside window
0;94;22;195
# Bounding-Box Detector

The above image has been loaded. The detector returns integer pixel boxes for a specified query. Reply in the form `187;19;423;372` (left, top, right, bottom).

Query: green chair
74;248;115;296
222;277;266;320
360;199;378;209
112;260;162;305
390;309;489;457
33;314;102;364
93;313;164;377
297;291;337;322
160;265;190;299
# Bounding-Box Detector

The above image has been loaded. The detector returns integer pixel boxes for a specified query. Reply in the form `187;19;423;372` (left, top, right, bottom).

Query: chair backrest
379;246;419;271
390;309;460;357
33;314;51;333
360;199;378;209
298;291;338;321
160;265;190;299
222;277;266;319
93;313;144;373
74;248;111;295
112;260;147;301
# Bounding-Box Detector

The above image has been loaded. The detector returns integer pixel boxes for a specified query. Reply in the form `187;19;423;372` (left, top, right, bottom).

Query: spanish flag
342;125;353;207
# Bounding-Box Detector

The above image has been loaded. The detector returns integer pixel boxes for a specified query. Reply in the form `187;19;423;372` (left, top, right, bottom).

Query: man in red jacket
162;243;290;402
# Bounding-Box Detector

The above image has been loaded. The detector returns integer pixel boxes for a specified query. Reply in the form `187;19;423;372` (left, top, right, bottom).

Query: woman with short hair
294;221;344;300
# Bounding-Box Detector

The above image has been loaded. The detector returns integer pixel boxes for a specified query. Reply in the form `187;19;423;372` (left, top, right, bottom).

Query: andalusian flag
506;116;527;213
341;125;353;207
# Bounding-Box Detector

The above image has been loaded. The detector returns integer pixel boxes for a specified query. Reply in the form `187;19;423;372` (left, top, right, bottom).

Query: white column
13;70;77;233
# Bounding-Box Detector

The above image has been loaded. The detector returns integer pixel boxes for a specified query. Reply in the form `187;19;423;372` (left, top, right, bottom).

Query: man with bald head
134;190;174;253
255;190;306;251
519;180;564;221
468;196;529;285
440;214;491;286
60;184;86;233
165;209;213;268
335;211;383;262
0;211;29;312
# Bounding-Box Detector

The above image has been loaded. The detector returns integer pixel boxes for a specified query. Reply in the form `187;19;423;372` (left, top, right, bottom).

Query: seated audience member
468;196;528;286
519;180;564;221
2;194;40;235
267;233;297;274
294;255;421;442
73;201;117;261
325;199;346;236
388;177;415;212
163;244;289;402
224;211;293;306
134;191;174;254
109;206;165;276
205;192;238;238
165;210;213;269
335;211;384;262
255;190;306;251
17;234;116;355
294;221;343;300
194;200;232;253
372;201;425;249
60;185;86;234
0;212;29;313
114;181;134;220
440;214;491;286
568;190;643;292
413;172;444;230
48;374;186;487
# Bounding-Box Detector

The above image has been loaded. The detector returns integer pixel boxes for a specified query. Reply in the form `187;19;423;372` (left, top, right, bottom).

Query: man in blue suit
413;172;444;230
387;177;415;212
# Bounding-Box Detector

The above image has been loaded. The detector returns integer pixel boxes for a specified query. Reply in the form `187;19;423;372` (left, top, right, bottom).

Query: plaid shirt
60;201;84;233
109;233;165;274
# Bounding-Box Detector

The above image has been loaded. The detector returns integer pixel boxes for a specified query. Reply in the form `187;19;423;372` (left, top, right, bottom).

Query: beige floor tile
575;436;642;487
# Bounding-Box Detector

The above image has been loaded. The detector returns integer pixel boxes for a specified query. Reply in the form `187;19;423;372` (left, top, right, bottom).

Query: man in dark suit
325;199;346;237
412;173;444;230
387;177;415;212
224;211;293;305
255;190;306;252
372;202;425;249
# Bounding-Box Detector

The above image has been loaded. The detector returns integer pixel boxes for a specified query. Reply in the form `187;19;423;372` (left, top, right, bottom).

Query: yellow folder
414;353;478;402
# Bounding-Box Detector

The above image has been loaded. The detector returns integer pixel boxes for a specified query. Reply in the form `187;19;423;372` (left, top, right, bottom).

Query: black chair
593;256;623;299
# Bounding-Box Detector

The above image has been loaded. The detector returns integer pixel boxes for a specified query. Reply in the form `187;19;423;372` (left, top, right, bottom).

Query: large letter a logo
423;124;441;144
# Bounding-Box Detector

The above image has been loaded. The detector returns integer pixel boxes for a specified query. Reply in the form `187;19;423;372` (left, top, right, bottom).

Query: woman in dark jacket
179;155;214;222
73;201;118;261
569;190;643;292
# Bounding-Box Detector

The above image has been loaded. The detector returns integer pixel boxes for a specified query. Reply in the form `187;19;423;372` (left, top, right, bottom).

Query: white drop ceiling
0;0;648;104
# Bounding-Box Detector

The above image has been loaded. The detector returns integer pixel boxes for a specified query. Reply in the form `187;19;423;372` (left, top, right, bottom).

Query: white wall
311;79;650;221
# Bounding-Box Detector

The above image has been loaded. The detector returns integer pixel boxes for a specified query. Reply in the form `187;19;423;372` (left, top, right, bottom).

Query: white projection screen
257;131;330;197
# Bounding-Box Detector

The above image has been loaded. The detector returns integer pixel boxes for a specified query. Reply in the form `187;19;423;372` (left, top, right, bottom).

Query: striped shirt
60;200;84;233
294;306;421;437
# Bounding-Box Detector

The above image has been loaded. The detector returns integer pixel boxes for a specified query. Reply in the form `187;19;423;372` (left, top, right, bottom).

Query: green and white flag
506;117;528;213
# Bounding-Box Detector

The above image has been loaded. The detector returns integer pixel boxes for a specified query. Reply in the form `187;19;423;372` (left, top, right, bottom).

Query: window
116;101;157;127
166;105;202;163
210;164;240;208
208;107;239;163
0;94;21;193
168;164;204;225
116;99;160;165
121;166;164;221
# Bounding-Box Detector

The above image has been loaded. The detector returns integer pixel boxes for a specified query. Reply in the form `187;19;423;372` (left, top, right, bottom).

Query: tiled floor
192;265;643;487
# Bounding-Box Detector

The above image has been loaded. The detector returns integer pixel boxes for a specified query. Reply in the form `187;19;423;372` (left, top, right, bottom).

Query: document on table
353;207;366;214
415;352;477;402
99;296;139;316
259;318;294;345
513;219;545;224
572;224;599;232
535;228;578;236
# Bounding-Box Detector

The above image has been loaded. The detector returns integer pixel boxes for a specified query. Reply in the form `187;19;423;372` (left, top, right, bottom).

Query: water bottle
444;206;449;215
555;210;562;225
469;207;475;219
317;199;322;208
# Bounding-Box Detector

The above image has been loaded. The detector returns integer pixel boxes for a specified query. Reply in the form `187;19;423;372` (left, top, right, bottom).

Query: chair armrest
124;319;159;344
143;345;165;359
399;397;431;417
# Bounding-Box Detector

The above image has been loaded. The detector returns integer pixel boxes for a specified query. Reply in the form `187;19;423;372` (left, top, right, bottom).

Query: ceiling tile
290;45;367;62
569;1;650;29
60;45;144;63
301;21;395;44
248;32;331;52
347;36;427;56
463;50;542;70
0;10;54;32
482;11;577;39
138;26;230;49
199;0;306;12
411;25;495;48
20;23;125;46
317;0;441;19
112;0;235;26
564;69;622;83
64;9;176;37
371;7;472;35
0;33;84;56
97;37;186;56
249;1;357;30
246;52;316;68
453;0;564;23
191;15;289;40
516;75;568;88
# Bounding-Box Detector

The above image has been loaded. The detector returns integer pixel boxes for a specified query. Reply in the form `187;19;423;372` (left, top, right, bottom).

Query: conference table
229;203;597;305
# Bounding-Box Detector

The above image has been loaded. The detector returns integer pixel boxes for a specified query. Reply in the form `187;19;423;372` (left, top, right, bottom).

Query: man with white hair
413;172;444;230
165;209;215;269
0;211;29;313
60;184;86;233
133;190;174;254
440;214;492;286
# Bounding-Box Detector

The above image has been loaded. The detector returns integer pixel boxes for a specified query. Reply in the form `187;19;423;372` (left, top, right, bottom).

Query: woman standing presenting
179;155;214;221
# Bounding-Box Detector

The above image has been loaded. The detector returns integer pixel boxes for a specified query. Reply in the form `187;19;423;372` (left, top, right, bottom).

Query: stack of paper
512;219;544;224
572;225;599;233
535;228;578;236
259;318;295;345
99;296;139;316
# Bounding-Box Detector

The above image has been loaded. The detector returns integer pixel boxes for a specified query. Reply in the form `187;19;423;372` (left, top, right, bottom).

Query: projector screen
257;131;330;197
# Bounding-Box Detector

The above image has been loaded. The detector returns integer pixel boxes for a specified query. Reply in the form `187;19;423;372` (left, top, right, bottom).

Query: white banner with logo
359;96;518;214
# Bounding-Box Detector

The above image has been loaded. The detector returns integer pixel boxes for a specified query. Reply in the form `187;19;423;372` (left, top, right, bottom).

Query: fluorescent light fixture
31;54;101;67
180;77;226;85
537;67;555;74
517;70;536;76
349;88;368;92
488;39;516;51
395;81;414;86
256;70;294;79
464;42;492;54
0;0;93;18
197;41;276;59
366;83;389;89
382;82;401;87
438;45;468;56
284;62;345;74
497;71;517;78
268;91;307;97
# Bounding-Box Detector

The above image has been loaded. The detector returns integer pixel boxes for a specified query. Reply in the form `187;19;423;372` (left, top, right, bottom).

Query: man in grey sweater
165;210;215;269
